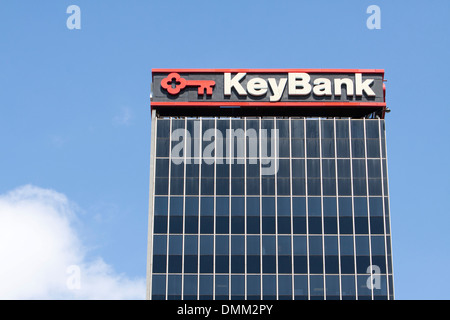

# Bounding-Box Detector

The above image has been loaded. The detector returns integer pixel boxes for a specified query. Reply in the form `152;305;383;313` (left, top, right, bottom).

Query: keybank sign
152;69;385;105
224;72;376;101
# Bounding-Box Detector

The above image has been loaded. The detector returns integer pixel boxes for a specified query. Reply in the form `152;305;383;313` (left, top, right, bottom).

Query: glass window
369;197;383;217
216;197;229;216
326;275;340;297
277;159;290;178
292;159;305;178
336;120;349;138
155;178;169;195
323;197;337;216
201;162;214;178
155;159;169;177
156;139;170;158
293;197;306;216
186;162;199;178
293;236;307;255
307;139;320;158
247;197;260;216
157;119;170;137
356;236;370;256
231;275;245;296
216;163;229;178
277;120;290;138
247;236;260;255
168;275;182;298
231;235;245;255
201;197;214;216
170;197;183;216
310;275;324;298
307;159;320;178
169;235;183;255
261;177;275;195
321;120;334;138
340;236;354;255
357;275;372;298
337;160;350;178
308;197;321;216
263;275;277;298
336;139;350;158
247;275;261;297
184;235;198;255
350;120;364;139
322;139;335;158
366;139;380;158
247;154;259;174
262;236;276;255
322;159;335;178
231;163;244;178
247;178;260;196
309;236;323;255
184;275;197;298
278;236;291;255
292;178;306;196
351;139;365;158
325;236;338;255
352;160;366;179
262;197;275;216
216;236;229;255
291;119;304;139
371;236;386;256
277;138;290;158
341;275;356;297
152;275;166;298
153;235;167;255
199;275;213;297
200;235;213;255
277;197;291;216
231;197;245;216
365;120;379;139
354;197;368;217
154;197;168;216
278;275;292;298
185;197;198;216
292;138;305;158
368;159;381;178
215;275;229;299
294;275;308;298
306;120;319;138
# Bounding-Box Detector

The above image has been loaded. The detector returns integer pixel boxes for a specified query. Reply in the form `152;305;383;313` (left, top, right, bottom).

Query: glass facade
147;117;394;300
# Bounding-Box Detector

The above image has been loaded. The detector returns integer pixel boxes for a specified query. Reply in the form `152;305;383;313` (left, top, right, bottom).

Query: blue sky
0;0;449;299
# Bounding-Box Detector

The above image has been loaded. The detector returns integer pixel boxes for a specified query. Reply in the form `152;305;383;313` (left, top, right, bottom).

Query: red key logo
161;73;215;96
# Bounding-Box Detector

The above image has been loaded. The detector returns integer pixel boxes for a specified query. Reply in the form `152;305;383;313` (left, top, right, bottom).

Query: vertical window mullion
348;119;358;299
363;119;374;300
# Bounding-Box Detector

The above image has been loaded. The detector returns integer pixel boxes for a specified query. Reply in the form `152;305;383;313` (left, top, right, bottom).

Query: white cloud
0;185;146;300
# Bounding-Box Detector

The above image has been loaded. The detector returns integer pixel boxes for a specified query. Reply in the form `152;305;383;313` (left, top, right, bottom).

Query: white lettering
313;78;332;96
334;78;354;97
288;73;311;95
247;77;268;96
268;78;287;102
224;73;247;96
355;73;376;97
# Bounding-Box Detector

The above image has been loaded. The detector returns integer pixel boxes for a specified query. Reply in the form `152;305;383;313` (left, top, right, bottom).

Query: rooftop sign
151;69;385;108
